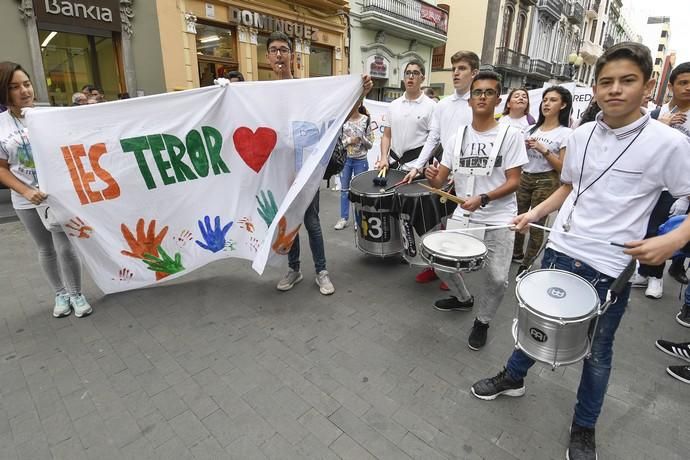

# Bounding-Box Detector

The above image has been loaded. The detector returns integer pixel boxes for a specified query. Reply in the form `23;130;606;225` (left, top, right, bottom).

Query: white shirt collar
594;110;650;140
449;90;470;102
402;92;426;104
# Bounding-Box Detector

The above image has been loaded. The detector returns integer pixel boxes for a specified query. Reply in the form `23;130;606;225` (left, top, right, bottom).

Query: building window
514;12;527;52
309;45;333;77
39;30;122;106
655;58;662;66
661;30;668;38
599;21;606;45
501;5;515;49
658;44;664;51
195;21;238;86
589;20;598;42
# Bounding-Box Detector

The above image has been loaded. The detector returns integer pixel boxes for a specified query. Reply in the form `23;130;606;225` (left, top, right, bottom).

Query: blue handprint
195;216;233;253
256;190;278;227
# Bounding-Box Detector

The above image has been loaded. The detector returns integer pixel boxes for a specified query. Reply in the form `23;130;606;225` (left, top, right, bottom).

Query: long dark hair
578;99;601;125
0;61;31;107
502;87;530;116
529;86;572;134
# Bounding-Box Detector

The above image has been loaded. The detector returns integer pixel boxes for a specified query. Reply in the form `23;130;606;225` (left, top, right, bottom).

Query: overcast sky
623;0;689;63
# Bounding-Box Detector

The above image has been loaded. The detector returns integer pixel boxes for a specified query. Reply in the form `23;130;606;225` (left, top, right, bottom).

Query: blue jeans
505;248;631;429
288;191;326;273
340;157;368;219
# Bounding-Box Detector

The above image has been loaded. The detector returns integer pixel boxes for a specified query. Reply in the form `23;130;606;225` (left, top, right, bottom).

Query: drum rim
350;170;406;198
420;231;488;261
515;269;600;322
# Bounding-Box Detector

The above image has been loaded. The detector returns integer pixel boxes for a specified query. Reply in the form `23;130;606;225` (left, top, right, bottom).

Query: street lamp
568;52;584;81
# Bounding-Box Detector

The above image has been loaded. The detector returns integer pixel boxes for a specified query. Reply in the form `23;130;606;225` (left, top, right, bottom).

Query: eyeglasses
470;88;498;98
268;47;291;55
404;70;422;78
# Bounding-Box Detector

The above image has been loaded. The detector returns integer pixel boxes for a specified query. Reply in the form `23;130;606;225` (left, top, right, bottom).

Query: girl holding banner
0;62;92;318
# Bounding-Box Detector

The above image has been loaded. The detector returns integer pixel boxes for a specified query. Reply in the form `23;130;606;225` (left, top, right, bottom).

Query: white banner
362;99;389;169
26;76;361;294
496;84;593;124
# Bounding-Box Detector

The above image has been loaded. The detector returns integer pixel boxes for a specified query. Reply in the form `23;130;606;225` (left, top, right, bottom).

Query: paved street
0;185;688;460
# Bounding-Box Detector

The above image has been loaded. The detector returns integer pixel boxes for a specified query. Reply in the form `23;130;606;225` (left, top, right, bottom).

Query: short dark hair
594;42;652;83
82;84;94;92
225;70;245;81
404;60;425;76
670;62;690;84
450;51;480;70
502;87;530;116
0;61;31;107
471;70;502;94
267;32;292;51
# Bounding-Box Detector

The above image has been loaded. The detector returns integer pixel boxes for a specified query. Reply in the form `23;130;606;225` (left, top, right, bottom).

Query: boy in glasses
424;71;527;350
471;43;690;460
375;60;435;170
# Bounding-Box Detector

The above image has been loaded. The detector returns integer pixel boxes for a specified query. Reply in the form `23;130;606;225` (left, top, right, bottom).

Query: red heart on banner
233;127;277;173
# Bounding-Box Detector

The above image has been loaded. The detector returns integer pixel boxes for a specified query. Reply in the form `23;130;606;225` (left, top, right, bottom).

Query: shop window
39;30;122;106
195;22;238;86
309;45;333;78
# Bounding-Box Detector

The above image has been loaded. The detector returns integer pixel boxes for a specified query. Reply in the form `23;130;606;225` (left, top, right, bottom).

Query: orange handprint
271;216;301;255
121;218;169;280
238;217;255;233
65;217;93;239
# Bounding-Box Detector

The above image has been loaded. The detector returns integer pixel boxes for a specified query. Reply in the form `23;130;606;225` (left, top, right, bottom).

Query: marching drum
420;231;487;273
513;269;600;368
393;180;457;266
349;169;407;257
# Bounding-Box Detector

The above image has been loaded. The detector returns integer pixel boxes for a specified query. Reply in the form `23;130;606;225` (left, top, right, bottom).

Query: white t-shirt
0;111;37;209
499;114;530;132
441;124;528;225
660;103;690;137
549;112;690;277
409;91;472;170
383;93;435;155
523;125;572;173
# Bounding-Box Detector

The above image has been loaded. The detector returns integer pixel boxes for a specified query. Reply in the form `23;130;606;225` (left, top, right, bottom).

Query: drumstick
418;183;465;205
447;224;515;233
528;223;628;248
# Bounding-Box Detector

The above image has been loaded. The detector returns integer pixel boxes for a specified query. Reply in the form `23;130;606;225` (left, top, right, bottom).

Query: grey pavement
0;184;688;460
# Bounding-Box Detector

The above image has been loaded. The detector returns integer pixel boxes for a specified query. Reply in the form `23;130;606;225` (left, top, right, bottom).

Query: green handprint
142;246;184;276
256;190;278;227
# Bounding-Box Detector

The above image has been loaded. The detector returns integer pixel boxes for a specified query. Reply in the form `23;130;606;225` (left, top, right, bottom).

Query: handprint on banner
142;246;184;275
247;236;260;252
271;217;301;255
112;268;134;282
256;190;278;227
65;217;93;239
224;239;237;251
120;218;169;280
173;229;193;248
195;216;234;253
238;217;255;233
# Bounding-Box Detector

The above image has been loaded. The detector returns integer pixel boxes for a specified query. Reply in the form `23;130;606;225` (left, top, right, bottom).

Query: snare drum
393;180;457;265
349;169;407;257
513;269;600;368
420;231;487;273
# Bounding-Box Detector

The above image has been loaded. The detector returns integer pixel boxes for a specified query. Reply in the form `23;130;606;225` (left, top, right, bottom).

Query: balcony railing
585;0;600;18
565;1;584;25
495;47;531;73
362;0;449;35
538;0;564;21
552;63;572;79
530;59;553;77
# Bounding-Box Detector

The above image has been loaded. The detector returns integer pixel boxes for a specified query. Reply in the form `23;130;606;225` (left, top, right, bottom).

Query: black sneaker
567;423;596;460
677;304;690;328
434;296;474;312
655;339;690;362
468;318;489;350
471;368;525;400
667;365;690;384
512;254;524;263
516;264;528;277
668;266;689;284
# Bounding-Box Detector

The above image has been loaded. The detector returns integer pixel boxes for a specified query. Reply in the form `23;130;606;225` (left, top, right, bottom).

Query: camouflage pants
513;170;560;266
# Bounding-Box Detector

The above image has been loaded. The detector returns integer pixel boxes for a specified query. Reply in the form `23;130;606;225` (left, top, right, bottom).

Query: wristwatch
480;193;490;207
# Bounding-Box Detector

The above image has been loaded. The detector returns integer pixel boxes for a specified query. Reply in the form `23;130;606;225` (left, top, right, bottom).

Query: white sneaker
315;270;335;295
334;218;348;230
53;293;71;318
277;268;303;291
630;272;648;287
645;277;663;299
70;294;93;317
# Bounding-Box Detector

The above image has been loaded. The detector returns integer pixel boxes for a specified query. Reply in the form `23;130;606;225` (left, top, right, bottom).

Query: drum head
421;231;487;258
516;269;599;320
394;180;433;198
350;170;407;197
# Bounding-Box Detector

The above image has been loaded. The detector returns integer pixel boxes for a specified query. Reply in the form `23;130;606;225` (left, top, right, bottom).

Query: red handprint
120;218;169;280
238;217;255;233
271;217;301;255
65;217;93;239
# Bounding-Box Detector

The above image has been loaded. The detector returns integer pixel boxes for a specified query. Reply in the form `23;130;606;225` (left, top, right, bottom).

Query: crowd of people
1;33;689;460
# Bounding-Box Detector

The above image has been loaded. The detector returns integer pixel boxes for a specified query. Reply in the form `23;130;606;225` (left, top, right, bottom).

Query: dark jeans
505;248;631;429
288;191;326;273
